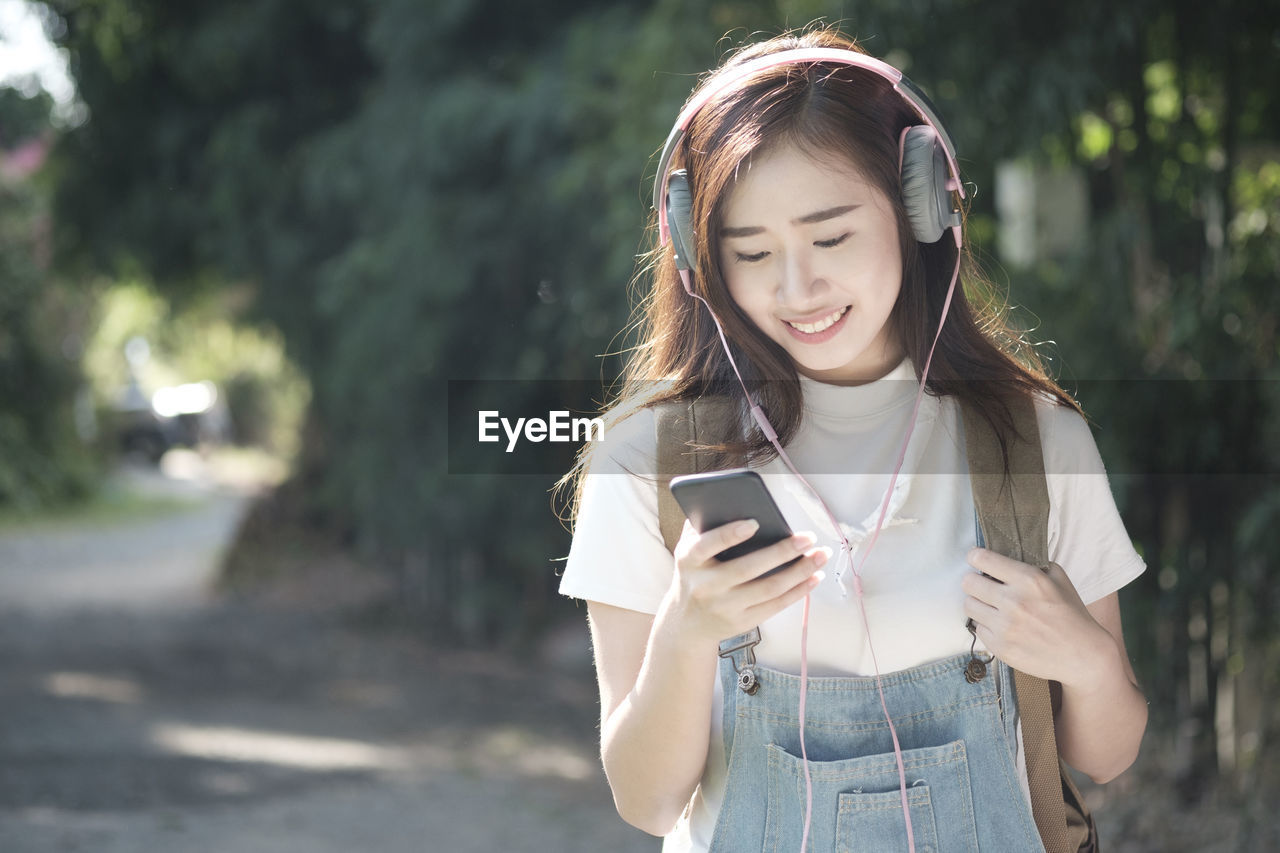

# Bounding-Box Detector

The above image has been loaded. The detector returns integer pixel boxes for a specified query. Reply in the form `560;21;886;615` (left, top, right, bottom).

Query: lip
783;305;851;343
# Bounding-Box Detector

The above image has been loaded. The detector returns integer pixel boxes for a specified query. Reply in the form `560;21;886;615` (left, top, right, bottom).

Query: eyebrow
721;204;861;238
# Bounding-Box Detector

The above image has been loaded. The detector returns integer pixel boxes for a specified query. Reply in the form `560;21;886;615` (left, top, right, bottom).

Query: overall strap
961;394;1093;853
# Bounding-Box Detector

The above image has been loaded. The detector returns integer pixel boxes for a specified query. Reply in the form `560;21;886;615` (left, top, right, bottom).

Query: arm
1053;591;1147;782
587;600;716;836
962;550;1147;783
587;520;828;836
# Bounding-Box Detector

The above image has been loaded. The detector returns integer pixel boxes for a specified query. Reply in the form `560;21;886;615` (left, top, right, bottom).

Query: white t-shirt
558;358;1146;852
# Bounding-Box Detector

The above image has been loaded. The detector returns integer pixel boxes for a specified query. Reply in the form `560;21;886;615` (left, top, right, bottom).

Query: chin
798;349;897;384
797;350;868;375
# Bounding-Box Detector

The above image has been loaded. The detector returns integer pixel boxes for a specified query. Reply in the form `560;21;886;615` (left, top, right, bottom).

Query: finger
681;518;761;566
743;562;825;626
673;519;699;555
721;531;817;585
966;547;1039;585
743;546;831;599
971;622;1000;656
720;552;828;634
963;594;1001;628
960;570;1006;606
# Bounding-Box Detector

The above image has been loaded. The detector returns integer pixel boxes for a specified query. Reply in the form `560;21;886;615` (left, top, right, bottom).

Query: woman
557;26;1147;853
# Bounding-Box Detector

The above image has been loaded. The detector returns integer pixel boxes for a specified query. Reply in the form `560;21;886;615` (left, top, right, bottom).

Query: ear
899;125;952;244
666;169;696;271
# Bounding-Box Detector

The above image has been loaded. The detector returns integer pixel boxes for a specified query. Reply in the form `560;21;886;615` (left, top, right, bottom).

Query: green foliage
0;87;56;146
0;83;98;510
0;299;95;510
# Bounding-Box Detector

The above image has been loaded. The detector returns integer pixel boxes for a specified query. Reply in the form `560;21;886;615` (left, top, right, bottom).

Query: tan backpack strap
960;395;1049;565
655;397;738;553
656;401;699;553
962;394;1091;853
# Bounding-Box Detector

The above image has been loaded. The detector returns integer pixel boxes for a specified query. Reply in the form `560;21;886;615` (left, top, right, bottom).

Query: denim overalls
707;524;1047;852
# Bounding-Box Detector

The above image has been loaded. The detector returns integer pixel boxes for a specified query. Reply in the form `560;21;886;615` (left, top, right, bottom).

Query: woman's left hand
961;547;1113;691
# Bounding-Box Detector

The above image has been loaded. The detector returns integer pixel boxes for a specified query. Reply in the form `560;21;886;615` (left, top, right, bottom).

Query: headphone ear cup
666;169;696;271
899;125;952;244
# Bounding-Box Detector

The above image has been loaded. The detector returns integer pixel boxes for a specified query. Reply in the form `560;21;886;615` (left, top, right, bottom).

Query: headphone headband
653;47;964;246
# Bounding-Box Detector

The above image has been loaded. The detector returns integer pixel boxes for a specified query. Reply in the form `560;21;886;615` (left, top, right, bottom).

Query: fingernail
736;519;759;536
810;570;826;585
812;547;832;567
793;531;816;550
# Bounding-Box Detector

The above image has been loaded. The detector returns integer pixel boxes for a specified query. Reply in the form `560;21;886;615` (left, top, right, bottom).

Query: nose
777;249;823;307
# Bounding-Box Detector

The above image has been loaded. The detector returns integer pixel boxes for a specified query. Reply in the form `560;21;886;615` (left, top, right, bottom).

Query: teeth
787;306;849;334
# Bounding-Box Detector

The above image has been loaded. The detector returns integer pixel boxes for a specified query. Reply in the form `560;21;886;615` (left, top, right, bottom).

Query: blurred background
0;0;1276;850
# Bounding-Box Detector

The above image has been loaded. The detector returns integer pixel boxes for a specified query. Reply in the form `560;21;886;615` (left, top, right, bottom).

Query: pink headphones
654;47;965;284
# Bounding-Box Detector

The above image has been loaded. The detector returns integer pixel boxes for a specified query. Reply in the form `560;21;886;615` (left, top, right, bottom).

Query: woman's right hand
589;520;827;835
665;518;830;647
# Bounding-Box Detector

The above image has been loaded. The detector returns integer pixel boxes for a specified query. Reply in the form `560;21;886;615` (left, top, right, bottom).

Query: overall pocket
761;740;979;853
835;786;936;853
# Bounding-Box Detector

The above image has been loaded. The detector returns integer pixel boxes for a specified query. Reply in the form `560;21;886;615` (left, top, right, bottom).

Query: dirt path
0;461;656;853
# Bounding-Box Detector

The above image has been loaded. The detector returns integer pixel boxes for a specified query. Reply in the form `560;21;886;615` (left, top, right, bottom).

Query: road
0;461;657;853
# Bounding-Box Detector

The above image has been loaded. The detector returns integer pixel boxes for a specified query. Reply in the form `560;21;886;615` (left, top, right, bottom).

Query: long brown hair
556;26;1082;525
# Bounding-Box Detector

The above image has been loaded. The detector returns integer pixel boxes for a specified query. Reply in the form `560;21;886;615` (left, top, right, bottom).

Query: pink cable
838;228;963;850
798;593;814;850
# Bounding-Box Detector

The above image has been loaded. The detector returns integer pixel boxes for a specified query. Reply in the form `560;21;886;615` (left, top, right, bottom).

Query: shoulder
584;404;659;479
1028;392;1106;477
1028;392;1146;601
585;396;737;477
561;404;676;612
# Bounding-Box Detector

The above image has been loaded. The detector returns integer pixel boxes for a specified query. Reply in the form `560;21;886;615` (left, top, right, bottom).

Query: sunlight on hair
150;723;410;772
42;671;144;705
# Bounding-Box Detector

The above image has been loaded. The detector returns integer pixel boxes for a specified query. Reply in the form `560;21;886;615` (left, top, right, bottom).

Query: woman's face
717;142;904;386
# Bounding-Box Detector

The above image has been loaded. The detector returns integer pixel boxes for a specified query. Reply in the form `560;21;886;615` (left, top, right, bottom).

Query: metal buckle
718;628;762;695
964;617;994;684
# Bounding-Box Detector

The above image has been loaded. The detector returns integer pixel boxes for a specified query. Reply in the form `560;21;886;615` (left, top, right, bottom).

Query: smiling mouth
785;306;850;334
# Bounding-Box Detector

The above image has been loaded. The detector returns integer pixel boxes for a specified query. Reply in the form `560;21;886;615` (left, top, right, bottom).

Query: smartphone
669;468;801;576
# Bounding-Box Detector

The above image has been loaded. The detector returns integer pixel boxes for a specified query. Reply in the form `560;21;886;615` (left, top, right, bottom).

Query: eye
734;250;770;264
815;233;850;249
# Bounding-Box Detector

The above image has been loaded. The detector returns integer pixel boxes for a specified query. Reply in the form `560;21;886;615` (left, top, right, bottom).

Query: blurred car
112;378;229;463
